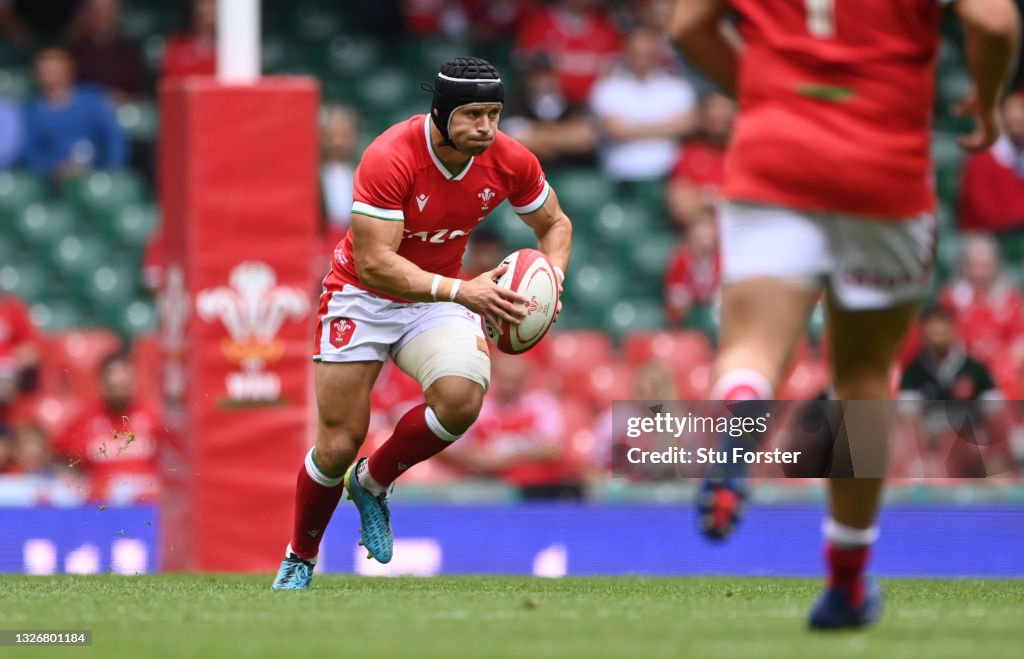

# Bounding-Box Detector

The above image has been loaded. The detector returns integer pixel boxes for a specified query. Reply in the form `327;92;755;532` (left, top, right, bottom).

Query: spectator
320;104;360;246
666;91;735;229
664;215;719;327
54;350;162;503
590;25;697;183
401;0;469;37
593;361;683;480
10;423;56;476
502;53;597;168
959;91;1024;234
0;426;12;473
515;0;622;105
460;227;507;279
0;0;78;43
0;0;30;50
939;234;1024;366
163;0;217;82
0;294;40;433
0;97;23;169
22;45;128;181
443;355;581;499
897;306;1010;477
68;0;146;101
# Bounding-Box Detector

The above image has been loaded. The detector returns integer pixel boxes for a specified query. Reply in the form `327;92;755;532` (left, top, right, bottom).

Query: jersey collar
423;115;474;181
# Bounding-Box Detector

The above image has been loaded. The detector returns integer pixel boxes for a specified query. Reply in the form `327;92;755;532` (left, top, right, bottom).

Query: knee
429;385;485;436
315;417;366;474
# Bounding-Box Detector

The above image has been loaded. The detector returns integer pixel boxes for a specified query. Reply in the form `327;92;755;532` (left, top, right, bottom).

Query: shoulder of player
357;116;431;177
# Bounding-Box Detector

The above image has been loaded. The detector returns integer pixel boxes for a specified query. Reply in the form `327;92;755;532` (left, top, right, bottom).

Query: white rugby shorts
314;283;485;363
719;202;937;310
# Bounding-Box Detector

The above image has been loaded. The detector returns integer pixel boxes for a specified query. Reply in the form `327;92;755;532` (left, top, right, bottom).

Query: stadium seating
0;261;47;302
0;171;45;220
62;171;146;218
116;101;159;141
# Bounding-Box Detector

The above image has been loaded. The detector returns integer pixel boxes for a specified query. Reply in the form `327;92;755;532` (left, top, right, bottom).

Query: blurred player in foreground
672;0;1019;629
272;57;572;589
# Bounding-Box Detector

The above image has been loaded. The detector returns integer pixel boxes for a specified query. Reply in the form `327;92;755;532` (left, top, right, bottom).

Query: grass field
1;576;1022;658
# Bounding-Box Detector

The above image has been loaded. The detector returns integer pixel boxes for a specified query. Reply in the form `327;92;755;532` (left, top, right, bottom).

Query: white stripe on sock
424;406;462;442
356;459;387;496
710;368;774;400
823;519;879;548
304;448;343;488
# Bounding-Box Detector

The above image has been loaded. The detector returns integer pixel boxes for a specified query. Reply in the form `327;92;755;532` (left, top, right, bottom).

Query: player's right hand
455;264;528;328
954;90;1000;152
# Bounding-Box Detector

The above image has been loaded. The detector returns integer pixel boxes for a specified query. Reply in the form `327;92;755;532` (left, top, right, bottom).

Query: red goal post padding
158;78;319;571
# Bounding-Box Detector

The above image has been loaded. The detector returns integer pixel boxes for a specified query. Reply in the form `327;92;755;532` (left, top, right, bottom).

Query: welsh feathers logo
524;295;549;316
197;261;309;404
330;318;357;349
478;187;496;210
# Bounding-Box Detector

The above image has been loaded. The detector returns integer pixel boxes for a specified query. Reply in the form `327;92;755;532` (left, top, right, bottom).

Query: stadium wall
2;504;1022;578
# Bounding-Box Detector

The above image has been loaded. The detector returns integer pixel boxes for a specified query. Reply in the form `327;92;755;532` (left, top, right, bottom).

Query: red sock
367;403;457;487
827;543;870;606
289;449;344;560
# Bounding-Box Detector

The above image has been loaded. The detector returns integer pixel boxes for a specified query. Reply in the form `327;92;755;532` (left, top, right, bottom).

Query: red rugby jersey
328;115;550;301
725;0;949;218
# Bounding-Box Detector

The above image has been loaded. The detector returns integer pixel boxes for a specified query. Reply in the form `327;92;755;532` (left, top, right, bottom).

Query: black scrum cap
424;57;504;147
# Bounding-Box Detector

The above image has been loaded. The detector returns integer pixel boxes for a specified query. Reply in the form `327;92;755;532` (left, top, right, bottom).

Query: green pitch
2;576;1022;658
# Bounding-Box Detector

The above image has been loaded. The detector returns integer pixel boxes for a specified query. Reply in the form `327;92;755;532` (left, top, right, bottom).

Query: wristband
431;274;443;301
553;266;565;282
449;279;462;302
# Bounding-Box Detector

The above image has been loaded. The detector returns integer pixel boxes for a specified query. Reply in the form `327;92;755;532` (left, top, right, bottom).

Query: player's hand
954;90;1000;152
456;264;528;328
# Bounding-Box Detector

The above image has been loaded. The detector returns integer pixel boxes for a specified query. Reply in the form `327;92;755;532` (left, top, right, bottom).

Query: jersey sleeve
506;141;551;215
351;141;412;222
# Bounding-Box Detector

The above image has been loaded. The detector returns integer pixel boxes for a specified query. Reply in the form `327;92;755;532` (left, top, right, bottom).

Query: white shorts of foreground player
625;447;802;465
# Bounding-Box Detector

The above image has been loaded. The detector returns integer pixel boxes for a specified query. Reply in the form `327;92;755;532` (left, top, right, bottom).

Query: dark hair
33;42;72;60
920;305;954;322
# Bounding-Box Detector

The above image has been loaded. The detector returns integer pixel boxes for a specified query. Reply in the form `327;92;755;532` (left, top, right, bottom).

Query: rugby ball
484;248;559;354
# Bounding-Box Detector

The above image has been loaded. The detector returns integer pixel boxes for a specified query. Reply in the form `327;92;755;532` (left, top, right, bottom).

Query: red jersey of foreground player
329;114;550;301
724;0;946;218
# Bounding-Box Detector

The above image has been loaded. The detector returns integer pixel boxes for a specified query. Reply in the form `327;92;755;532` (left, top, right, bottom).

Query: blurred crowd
2;0;1024;503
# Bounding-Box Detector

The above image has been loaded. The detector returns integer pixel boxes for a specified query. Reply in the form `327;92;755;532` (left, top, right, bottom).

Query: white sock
710;368;774;400
823;518;879;549
356;459;387;496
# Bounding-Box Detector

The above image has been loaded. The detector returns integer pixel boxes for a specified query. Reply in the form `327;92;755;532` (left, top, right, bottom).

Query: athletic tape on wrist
449;279;462;302
431;274;443;301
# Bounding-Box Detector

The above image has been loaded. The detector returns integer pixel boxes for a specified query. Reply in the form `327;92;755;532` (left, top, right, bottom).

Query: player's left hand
954;90;1001;152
